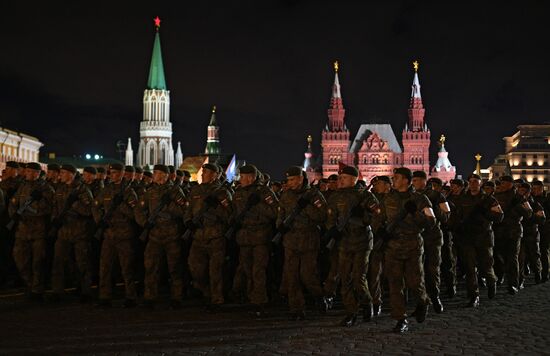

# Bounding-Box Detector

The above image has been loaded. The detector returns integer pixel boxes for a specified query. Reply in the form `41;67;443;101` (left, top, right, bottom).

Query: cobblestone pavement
1;277;549;355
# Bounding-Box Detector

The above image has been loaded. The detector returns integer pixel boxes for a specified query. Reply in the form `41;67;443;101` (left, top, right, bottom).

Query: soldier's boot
325;296;335;310
393;319;408;333
478;276;487;288
414;303;428;323
316;297;328;314
488;284;497;299
507;285;519;295
30;292;44;303
431;295;444;314
497;275;505;285
446;285;457;299
96;299;112;308
467;295;480;308
169;299;182;310
123;299;136;308
289;310;306;321
362;303;373;322
534;272;542;284
339;314;358;327
372;303;382;317
252;304;267;319
142;300;155;309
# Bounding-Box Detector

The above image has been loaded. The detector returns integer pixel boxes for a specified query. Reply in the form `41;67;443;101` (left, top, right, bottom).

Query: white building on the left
0;127;43;171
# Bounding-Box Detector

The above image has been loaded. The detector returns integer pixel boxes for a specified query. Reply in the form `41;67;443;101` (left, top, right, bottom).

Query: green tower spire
147;24;167;90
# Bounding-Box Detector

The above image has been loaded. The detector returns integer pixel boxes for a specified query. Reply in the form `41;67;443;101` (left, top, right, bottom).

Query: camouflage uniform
51;181;94;296
185;181;232;305
452;190;503;298
231;183;278;305
277;185;326;314
93;181;138;301
321;189;339;298
519;196;545;285
326;187;378;315
8;179;55;294
135;182;186;302
368;191;387;310
494;188;532;290
0;176;20;285
533;192;550;281
380;187;433;321
418;188;449;302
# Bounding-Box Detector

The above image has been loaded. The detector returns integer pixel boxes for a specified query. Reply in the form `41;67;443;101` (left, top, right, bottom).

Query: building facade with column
0;127;43;171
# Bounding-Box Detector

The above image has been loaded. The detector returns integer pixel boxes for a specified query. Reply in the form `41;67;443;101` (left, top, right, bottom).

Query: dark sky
2;1;550;178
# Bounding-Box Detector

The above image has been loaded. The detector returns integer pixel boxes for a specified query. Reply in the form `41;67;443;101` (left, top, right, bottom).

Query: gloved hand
205;195;219;208
246;193;261;207
404;200;417;214
297;196;310;209
30;190;42;201
351;205;364;218
112;194;124;206
161;193;172;205
185;220;198;231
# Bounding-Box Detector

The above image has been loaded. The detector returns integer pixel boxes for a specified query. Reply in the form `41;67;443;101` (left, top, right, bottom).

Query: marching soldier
8;162;55;300
493;175;533;294
379;167;433;333
276;166;328;320
369;175;392;316
135;164;187;309
50;165;94;302
185;163;232;312
326;166;378;326
93;163;139;307
412;171;450;313
452;174;503;306
518;182;545;286
531;180;550;282
230;164;278;317
82;166;103;197
46;164;61;191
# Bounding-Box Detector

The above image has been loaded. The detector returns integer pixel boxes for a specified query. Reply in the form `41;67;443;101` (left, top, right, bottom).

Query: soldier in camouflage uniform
531;180;550;282
123;166;135;184
8;162;55;300
379;167;433;333
412;171;450;313
518;182;545;286
82;166;103;198
326;166;379;327
46;164;61;192
369;175;392;316
50;165;94;302
452;174;503;307
493;175;533;294
276;166;327;321
135;164;187;309
230;164;278;317
1;161;23;287
321;174;340;305
93;163;139;307
185;163;232;312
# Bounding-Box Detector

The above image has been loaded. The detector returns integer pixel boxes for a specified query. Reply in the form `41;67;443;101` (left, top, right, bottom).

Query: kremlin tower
126;16;175;168
431;135;457;183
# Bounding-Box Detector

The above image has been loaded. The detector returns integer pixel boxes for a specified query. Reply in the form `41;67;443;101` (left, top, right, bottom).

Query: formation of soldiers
0;159;548;333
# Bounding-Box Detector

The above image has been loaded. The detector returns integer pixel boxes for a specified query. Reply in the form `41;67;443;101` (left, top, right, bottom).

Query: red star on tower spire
154;16;161;30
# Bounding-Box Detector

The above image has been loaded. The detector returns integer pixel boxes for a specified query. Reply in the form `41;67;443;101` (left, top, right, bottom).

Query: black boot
488;283;496;299
446;285;457;298
466;295;480;308
339;314;357;327
123;299;137;308
393;319;408;333
252;305;267;318
317;297;328;313
535;272;542;284
431;296;443;314
362;303;373;322
508;285;518;295
414;303;428;323
372;303;382;316
325;296;334;310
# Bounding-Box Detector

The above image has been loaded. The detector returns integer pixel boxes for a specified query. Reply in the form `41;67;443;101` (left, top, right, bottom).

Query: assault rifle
224;192;262;240
94;181;128;240
6;181;45;231
139;191;173;242
49;184;82;238
271;188;317;245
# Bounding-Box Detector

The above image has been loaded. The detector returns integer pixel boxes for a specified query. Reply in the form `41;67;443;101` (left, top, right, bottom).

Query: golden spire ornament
413;60;419;72
475;153;482;176
212;105;216;113
439;134;446;146
334;60;339;73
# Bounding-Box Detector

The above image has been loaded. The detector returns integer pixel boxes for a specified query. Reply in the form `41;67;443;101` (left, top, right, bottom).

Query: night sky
2;1;550;179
